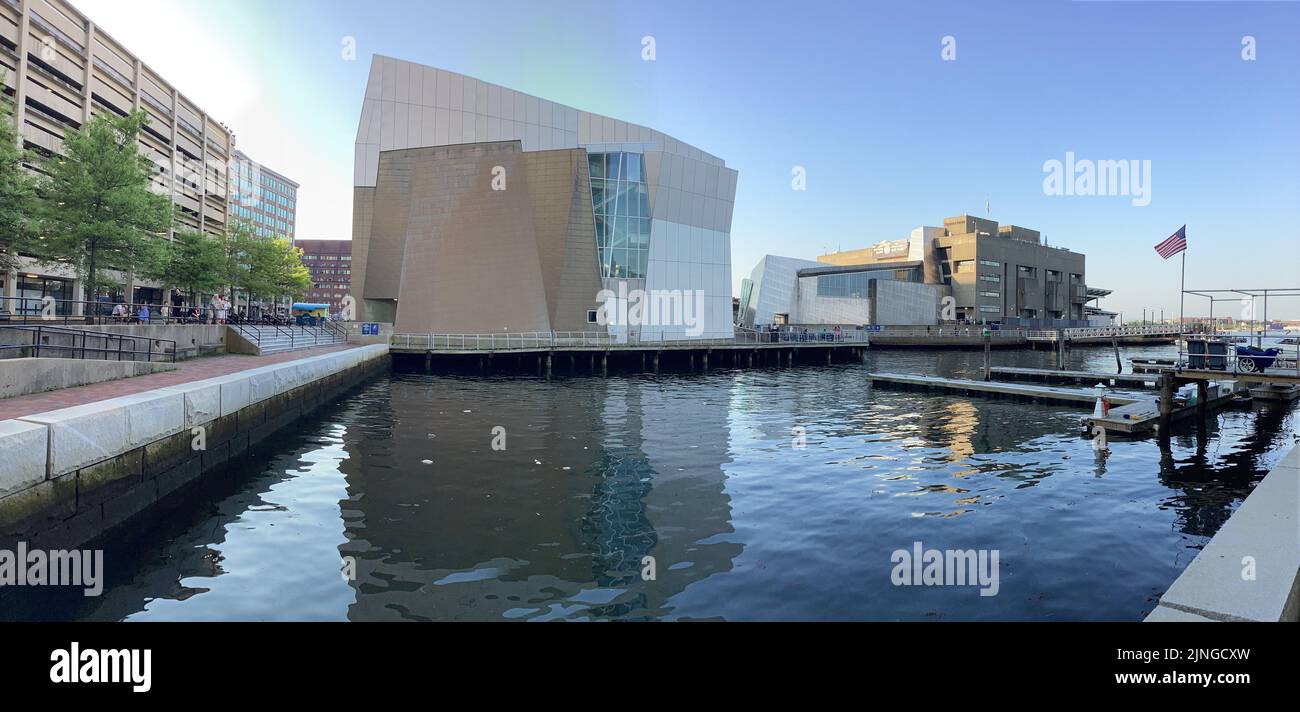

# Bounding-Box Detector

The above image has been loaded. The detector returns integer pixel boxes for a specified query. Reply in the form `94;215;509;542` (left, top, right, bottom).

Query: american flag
1154;225;1187;259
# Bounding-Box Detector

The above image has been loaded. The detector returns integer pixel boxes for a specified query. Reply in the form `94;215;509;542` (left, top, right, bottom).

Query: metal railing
230;322;347;353
0;295;312;327
0;324;176;363
1176;336;1300;379
392;330;872;351
871;328;1026;339
1024;325;1183;342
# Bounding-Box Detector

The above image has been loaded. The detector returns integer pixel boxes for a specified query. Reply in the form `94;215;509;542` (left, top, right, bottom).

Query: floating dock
1085;382;1237;434
988;366;1160;388
866;372;1141;407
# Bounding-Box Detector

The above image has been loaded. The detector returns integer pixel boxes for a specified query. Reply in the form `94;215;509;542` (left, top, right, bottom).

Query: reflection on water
21;344;1296;621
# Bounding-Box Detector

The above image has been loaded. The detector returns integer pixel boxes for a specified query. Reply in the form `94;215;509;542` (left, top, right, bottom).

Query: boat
1249;383;1300;401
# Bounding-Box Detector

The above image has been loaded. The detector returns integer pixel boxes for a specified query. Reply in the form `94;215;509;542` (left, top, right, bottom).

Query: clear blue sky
81;0;1300;319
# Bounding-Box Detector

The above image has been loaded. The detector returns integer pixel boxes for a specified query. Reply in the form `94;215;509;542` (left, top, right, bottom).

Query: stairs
228;324;346;355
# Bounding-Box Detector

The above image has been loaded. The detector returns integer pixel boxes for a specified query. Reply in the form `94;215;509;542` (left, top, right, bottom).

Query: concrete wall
1145;446;1299;622
0;358;176;400
0;344;390;551
871;280;945;326
0;324;226;360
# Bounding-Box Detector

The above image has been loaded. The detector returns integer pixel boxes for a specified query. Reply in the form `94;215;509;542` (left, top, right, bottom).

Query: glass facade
815;267;919;298
588;151;651;279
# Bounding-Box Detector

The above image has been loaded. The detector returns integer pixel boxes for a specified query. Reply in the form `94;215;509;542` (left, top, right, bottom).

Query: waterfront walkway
0;343;360;421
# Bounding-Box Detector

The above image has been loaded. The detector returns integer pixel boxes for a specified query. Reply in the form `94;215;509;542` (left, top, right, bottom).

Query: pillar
1158;375;1174;441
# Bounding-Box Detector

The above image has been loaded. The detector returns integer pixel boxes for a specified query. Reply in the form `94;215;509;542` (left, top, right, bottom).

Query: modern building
233;150;298;239
295;239;351;313
817;214;1090;325
739;254;946;328
350;56;737;339
1;0;234;311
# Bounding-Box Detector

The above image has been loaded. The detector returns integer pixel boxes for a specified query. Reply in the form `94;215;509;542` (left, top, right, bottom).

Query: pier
988;366;1160;388
389;331;871;374
865;372;1142;407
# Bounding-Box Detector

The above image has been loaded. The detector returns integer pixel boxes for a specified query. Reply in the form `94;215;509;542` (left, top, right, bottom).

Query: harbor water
11;344;1297;621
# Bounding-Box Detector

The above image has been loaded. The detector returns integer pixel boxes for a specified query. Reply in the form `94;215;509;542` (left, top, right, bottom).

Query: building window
954;259;974;273
979;305;999;313
586;309;599;324
979;291;1000;298
979;275;1001;283
588;151;650;279
979;259;1001;268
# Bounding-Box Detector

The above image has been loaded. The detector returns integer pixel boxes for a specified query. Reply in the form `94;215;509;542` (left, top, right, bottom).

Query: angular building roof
353;55;726;188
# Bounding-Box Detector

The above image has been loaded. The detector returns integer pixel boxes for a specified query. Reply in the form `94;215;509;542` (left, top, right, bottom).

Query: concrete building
350;56;737;339
818;214;1089;325
1;0;234;312
740;254;945;328
295;239;351;313
233;150;298;239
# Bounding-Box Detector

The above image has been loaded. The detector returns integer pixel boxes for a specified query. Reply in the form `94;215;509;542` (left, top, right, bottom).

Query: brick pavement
0;343;362;421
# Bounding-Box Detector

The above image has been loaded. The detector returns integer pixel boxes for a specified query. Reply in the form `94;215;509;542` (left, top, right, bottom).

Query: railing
0;295;315;327
392;330;871;351
230;322;346;353
1024;325;1183;342
1176;336;1300;379
871;328;1025;339
0;324;176;363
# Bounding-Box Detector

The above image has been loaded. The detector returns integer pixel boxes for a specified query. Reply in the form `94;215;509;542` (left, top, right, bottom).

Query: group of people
106;290;233;324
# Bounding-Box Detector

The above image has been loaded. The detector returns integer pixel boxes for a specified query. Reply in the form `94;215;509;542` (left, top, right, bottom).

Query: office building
295;238;351;313
351;56;737;339
233;150;297;239
1;0;233;310
817;215;1090;325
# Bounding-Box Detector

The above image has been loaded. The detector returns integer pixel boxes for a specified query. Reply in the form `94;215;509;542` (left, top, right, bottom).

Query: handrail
391;330;871;351
0;324;176;363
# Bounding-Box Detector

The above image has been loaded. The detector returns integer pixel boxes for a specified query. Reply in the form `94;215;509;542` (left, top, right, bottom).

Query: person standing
213;293;229;324
170;289;184;323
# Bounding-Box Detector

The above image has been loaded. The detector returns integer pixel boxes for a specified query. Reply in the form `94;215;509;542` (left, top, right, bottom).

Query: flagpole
1179;249;1185;336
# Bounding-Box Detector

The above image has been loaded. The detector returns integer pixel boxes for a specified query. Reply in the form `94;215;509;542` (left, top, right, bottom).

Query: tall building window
588;151;650;279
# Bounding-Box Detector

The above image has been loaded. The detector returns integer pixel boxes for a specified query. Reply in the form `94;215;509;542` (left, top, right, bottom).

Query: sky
74;0;1300;319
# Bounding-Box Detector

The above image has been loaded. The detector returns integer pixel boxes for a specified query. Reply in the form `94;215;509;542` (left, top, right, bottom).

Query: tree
0;72;39;275
220;220;259;305
247;236;311;302
141;229;225;301
37;110;172;304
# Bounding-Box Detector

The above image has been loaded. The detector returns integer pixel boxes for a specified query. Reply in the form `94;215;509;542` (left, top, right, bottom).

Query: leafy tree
36;110;172;303
247;236;311;302
221;220;259;305
142;229;226;300
0;72;39;275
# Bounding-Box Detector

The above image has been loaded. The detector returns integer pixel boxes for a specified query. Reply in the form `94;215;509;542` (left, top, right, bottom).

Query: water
17;345;1297;621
